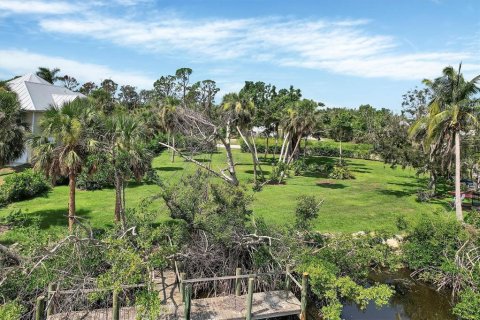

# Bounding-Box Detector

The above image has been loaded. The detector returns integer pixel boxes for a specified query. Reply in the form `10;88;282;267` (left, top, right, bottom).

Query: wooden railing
177;265;309;320
35;282;146;320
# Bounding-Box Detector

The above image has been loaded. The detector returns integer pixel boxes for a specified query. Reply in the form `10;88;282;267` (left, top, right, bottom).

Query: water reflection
341;269;456;320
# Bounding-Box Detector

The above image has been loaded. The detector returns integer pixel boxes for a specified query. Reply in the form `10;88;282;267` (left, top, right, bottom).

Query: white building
7;73;85;165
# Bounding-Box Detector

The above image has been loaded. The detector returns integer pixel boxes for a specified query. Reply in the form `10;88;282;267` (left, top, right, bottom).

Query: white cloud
2;1;478;82
0;49;155;88
0;0;76;14
36;13;480;81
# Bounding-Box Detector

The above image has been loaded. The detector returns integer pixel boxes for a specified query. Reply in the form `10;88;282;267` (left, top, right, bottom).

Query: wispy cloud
0;49;155;88
0;0;76;14
2;0;479;82
36;10;480;81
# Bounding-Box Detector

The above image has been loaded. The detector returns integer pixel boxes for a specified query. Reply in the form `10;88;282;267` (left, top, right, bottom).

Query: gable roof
7;73;85;111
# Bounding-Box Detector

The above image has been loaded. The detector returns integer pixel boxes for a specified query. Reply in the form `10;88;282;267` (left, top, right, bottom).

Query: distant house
7;73;86;165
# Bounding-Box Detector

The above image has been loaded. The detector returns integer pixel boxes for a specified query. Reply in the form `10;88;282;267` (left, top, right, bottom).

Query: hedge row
240;138;376;160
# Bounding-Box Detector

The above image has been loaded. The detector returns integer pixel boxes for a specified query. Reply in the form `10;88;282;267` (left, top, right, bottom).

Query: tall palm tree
36;67;62;84
101;109;152;227
0;90;27;166
410;64;480;222
32;99;95;231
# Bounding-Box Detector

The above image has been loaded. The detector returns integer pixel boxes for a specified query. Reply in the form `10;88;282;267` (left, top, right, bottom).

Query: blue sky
0;0;479;111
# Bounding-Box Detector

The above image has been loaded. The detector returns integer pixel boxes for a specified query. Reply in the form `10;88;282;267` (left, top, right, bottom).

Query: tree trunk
287;135;303;166
121;180;126;229
265;135;269;160
303;136;308;158
171;135;175;162
273;127;279;161
221;122;239;186
454;130;463;222
114;170;122;223
279;132;290;164
428;171;437;195
251;134;265;181
68;171;76;232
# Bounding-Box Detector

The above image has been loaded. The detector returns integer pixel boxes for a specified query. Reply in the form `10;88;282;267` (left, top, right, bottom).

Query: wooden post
245;277;254;320
285;265;291;297
112;290;120;320
235;268;242;296
300;272;309;320
184;284;192;320
47;283;56;316
35;295;46;320
180;273;186;302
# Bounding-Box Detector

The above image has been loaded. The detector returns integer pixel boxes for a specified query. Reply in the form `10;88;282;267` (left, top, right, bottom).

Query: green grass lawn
0;149;452;241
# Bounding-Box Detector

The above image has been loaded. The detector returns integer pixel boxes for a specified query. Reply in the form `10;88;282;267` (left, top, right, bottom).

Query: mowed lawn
0;149;452;238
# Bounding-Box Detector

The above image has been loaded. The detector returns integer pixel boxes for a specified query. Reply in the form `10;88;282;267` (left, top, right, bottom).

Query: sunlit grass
0;149;452;242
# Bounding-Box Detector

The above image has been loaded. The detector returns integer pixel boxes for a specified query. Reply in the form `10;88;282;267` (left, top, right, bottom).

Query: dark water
340;269;456;320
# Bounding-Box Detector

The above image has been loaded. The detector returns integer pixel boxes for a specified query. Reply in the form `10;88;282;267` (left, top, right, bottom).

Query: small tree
32;98;95;232
295;195;322;230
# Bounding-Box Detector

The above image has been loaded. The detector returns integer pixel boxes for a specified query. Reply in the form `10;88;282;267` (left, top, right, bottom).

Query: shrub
403;213;466;270
295;195;322;230
329;162;355;180
77;154;114;190
0;169;50;206
416;188;434;202
0;209;38;228
453;289;480;320
0;300;25;320
292;159;307;176
240;138;375;160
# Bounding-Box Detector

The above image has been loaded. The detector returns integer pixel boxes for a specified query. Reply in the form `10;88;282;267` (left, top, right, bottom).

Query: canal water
340;269;456;320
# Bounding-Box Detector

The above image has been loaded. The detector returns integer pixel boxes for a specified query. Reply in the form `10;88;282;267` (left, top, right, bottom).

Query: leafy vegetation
1;63;479;319
0;169;50;207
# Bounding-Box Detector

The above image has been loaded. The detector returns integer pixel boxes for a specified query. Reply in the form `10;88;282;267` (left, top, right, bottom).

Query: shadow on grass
244;170;271;175
316;182;347;189
346;162;367;167
378;189;413;198
387;181;423;189
350;168;372;173
155;166;184;172
29;208;93;229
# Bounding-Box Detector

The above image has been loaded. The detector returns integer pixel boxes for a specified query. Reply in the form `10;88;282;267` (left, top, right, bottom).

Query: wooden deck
47;270;301;320
176;291;301;320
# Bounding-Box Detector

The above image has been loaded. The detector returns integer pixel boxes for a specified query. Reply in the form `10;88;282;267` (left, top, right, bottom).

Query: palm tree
100;109;152;227
32;99;95;231
280;99;319;164
0;90;27;166
36;67;62;84
410;64;480;222
222;93;264;182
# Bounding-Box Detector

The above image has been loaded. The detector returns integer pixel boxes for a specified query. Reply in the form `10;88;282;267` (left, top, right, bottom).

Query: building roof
7;73;85;111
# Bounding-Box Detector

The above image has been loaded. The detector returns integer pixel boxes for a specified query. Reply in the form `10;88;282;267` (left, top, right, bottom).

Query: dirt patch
0;225;10;235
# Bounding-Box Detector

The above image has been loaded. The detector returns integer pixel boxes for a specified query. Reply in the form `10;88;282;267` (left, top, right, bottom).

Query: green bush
329;162;355;180
0;209;38;228
77;155;114;190
0;169;50;206
453;289;480;320
295;195;322;230
403;213;466;270
0;300;25;320
240;138;375;160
